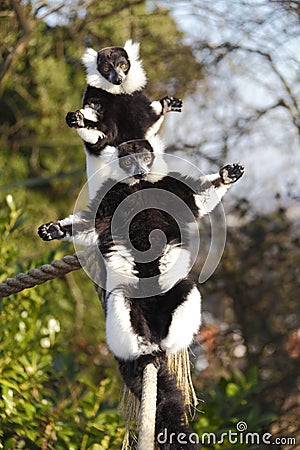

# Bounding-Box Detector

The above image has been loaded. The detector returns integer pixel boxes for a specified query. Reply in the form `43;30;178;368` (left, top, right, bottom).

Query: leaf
0;378;21;393
225;382;240;398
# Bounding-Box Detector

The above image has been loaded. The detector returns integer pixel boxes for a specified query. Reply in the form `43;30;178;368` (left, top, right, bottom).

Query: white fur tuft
159;245;191;291
148;134;166;154
82;47;98;67
121;39;147;94
124;40;140;62
146;135;169;182
82;48;102;89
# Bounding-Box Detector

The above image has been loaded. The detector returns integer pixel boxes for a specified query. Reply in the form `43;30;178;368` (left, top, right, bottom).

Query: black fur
128;279;196;343
67;87;182;155
88;173;200;281
68;88;158;154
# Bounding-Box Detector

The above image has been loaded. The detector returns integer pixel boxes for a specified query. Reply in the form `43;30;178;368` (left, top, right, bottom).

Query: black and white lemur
38;137;244;449
66;40;182;199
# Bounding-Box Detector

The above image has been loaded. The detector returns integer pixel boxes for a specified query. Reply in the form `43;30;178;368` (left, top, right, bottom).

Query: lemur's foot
38;222;65;241
133;352;163;373
220;163;244;184
65;110;85;128
160;96;183;113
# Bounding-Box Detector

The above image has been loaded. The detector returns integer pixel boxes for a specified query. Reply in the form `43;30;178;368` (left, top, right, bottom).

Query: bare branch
0;1;33;89
36;2;66;23
196;41;300;134
11;0;33;34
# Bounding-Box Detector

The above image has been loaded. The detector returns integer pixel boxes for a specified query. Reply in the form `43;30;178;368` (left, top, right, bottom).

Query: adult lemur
66;40;182;199
38;137;244;448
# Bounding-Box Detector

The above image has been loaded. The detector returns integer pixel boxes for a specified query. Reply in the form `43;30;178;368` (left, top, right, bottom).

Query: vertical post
137;363;158;450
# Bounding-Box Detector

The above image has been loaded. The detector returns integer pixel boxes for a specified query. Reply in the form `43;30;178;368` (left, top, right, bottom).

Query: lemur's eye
144;156;151;162
120;63;127;70
125;159;131;166
103;66;109;72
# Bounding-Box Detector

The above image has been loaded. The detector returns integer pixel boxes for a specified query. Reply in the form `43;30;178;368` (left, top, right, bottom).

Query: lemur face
97;47;131;85
118;140;155;180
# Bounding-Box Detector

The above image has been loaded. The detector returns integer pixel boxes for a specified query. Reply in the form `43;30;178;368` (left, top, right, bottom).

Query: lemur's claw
65;110;85;128
220;163;244;184
38;222;64;241
160;96;183;113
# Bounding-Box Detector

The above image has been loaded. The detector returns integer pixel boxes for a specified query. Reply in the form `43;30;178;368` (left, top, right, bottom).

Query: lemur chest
87;88;156;133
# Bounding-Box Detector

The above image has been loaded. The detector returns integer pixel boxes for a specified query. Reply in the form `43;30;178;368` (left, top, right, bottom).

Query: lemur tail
117;354;199;449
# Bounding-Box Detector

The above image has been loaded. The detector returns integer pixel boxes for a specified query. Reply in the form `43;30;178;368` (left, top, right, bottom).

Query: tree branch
0;1;33;89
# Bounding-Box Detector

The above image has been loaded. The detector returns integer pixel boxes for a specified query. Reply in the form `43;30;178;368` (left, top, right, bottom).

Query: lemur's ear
124;40;140;62
82;47;98;68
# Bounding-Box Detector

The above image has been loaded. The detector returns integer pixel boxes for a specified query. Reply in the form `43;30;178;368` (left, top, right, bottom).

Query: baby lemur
66;40;182;199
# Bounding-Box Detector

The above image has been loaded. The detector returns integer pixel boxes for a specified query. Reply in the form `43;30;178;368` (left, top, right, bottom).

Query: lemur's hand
220;163;244;185
160;96;183;113
87;102;104;120
38;222;65;241
65;110;85;128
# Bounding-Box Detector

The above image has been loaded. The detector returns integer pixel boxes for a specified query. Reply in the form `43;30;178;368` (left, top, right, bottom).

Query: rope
138;363;158;450
0;252;87;298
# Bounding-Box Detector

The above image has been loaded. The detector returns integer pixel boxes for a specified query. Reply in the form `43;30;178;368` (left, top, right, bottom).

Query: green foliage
0;200;125;449
194;368;275;449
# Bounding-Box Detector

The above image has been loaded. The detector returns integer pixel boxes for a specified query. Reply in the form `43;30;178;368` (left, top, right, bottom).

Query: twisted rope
138;363;158;450
0;251;89;298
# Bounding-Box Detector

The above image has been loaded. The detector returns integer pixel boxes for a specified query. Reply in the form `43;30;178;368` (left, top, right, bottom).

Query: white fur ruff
161;285;201;356
106;290;160;360
82;40;147;95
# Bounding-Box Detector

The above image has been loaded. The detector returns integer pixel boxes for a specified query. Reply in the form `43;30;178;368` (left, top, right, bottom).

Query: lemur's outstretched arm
195;163;244;216
38;163;244;245
38;211;98;247
66;100;111;147
65;96;182;145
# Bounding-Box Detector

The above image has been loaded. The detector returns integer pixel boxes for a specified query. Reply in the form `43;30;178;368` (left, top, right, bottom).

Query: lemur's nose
113;77;123;85
134;173;145;180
